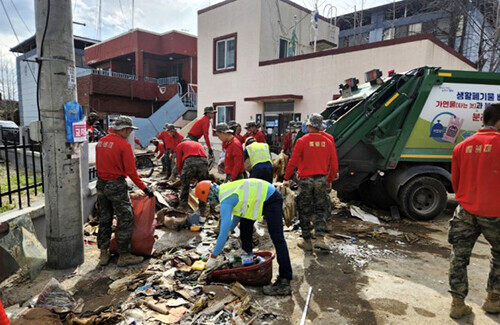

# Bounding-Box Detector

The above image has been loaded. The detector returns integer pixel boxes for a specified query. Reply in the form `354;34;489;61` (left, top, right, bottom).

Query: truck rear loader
320;66;500;220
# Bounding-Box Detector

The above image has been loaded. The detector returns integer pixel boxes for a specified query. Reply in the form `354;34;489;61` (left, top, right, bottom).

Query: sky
0;0;393;61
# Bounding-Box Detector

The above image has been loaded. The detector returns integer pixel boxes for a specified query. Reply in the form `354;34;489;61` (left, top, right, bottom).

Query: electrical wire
0;0;37;86
36;0;52;121
9;0;32;34
118;0;129;29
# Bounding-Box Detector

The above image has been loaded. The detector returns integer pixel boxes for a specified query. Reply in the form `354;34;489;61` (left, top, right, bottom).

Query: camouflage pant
296;175;329;240
96;178;133;253
448;205;500;297
161;149;171;176
180;156;210;214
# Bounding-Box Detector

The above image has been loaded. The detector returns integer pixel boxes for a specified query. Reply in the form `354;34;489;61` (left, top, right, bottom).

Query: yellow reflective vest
246;142;271;168
219;179;269;221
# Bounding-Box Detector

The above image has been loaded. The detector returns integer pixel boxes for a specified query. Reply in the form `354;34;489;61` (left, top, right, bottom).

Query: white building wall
259;0;336;61
18;53;39;126
198;0;475;150
17;53;89;126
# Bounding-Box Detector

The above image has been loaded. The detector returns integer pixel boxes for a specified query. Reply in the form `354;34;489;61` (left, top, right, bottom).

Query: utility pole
35;0;84;269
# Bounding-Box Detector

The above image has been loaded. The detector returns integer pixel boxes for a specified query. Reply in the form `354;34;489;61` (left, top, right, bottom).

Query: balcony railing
157;76;179;86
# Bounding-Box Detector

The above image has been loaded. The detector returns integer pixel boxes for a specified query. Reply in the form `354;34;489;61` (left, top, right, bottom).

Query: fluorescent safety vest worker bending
194;179;293;296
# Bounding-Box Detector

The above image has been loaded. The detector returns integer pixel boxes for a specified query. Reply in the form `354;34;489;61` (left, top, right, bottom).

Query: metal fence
157;76;179;86
0;137;44;210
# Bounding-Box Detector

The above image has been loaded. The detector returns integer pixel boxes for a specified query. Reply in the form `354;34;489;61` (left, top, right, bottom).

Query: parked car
0;120;20;145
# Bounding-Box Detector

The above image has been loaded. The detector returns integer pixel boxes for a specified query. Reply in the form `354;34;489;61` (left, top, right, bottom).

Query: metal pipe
13;144;21;209
22;136;30;207
300;286;313;325
4;144;12;204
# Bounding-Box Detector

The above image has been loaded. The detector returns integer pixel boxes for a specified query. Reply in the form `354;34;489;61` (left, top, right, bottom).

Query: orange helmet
195;180;212;202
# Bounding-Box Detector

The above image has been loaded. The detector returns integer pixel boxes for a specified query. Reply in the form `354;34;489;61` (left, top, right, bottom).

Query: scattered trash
35;278;76;314
350;206;381;224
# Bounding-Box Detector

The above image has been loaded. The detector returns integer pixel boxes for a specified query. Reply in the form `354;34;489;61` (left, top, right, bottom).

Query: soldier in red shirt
284;114;338;252
188;106;215;158
165;124;184;180
87;112;98;142
216;123;245;181
448;103;500;319
176;139;210;215
281;121;297;156
96;116;154;267
228;120;244;144
150;138;167;173
243;121;266;143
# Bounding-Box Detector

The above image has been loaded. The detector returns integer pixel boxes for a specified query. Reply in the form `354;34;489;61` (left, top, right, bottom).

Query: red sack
0;300;9;325
110;195;156;256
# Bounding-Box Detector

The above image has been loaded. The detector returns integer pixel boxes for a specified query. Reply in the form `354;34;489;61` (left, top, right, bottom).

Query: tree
0;51;19;123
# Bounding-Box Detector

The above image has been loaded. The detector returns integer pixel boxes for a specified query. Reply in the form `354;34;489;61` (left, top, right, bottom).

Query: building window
408;23;422;36
213;33;237;73
279;38;290;58
216;104;235;124
212;102;236;134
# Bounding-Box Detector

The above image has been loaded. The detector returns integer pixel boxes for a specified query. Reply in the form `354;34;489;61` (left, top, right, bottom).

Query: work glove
143;187;155;198
208;148;214;157
206;255;226;270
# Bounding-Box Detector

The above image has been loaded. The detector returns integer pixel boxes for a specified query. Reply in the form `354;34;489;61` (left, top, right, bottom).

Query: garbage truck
318;66;500;220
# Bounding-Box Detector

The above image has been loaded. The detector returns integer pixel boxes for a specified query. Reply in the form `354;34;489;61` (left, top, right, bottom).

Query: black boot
263;277;291;296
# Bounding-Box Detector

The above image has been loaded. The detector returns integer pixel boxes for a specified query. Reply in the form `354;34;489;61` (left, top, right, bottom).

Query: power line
118;0;130;29
0;0;39;99
9;0;32;34
0;0;23;47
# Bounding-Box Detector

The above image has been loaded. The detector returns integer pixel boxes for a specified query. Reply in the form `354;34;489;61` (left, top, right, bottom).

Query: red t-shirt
157;130;172;145
235;133;244;144
284;132;339;183
243;130;266;143
176;141;208;175
224;137;245;179
188;115;212;149
452;128;500;217
164;132;184;151
282;131;295;151
96;133;146;190
154;141;166;159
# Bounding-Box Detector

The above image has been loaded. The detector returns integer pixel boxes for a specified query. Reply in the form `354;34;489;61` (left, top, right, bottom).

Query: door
264;101;295;152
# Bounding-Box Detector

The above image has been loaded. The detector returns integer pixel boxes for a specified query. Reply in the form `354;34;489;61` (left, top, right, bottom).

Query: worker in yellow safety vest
244;137;273;183
195;179;293;296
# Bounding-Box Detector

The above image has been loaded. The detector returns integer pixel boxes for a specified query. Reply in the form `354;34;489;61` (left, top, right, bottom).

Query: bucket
209;251;274;286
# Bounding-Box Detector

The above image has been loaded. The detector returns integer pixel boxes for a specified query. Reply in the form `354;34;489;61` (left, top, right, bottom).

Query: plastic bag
110;195;156;256
35;278;76;314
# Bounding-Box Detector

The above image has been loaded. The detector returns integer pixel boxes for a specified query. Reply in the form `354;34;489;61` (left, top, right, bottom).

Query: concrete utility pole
35;0;84;269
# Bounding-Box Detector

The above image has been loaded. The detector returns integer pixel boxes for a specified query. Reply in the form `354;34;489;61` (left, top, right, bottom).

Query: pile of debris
6;169;281;324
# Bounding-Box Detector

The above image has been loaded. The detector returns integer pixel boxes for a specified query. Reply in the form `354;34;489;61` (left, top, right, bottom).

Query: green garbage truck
319;66;500;220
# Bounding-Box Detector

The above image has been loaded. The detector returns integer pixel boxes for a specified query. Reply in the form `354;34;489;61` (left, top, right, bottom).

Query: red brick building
77;29;197;119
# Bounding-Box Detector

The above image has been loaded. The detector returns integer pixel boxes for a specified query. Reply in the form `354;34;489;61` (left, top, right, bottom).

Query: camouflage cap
245;121;257;129
306;113;323;129
112;116;138;130
227;120;239;128
215;122;233;133
204;106;216;114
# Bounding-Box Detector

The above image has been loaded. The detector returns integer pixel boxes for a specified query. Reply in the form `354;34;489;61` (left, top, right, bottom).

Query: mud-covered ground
1;198;499;324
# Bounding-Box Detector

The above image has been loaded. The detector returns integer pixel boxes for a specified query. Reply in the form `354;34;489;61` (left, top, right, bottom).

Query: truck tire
398;176;447;221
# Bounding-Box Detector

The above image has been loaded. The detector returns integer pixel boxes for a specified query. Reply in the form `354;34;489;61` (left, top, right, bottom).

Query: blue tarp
132;95;189;145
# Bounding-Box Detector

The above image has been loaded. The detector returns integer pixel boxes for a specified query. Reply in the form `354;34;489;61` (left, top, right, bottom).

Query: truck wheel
398;176;447;221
